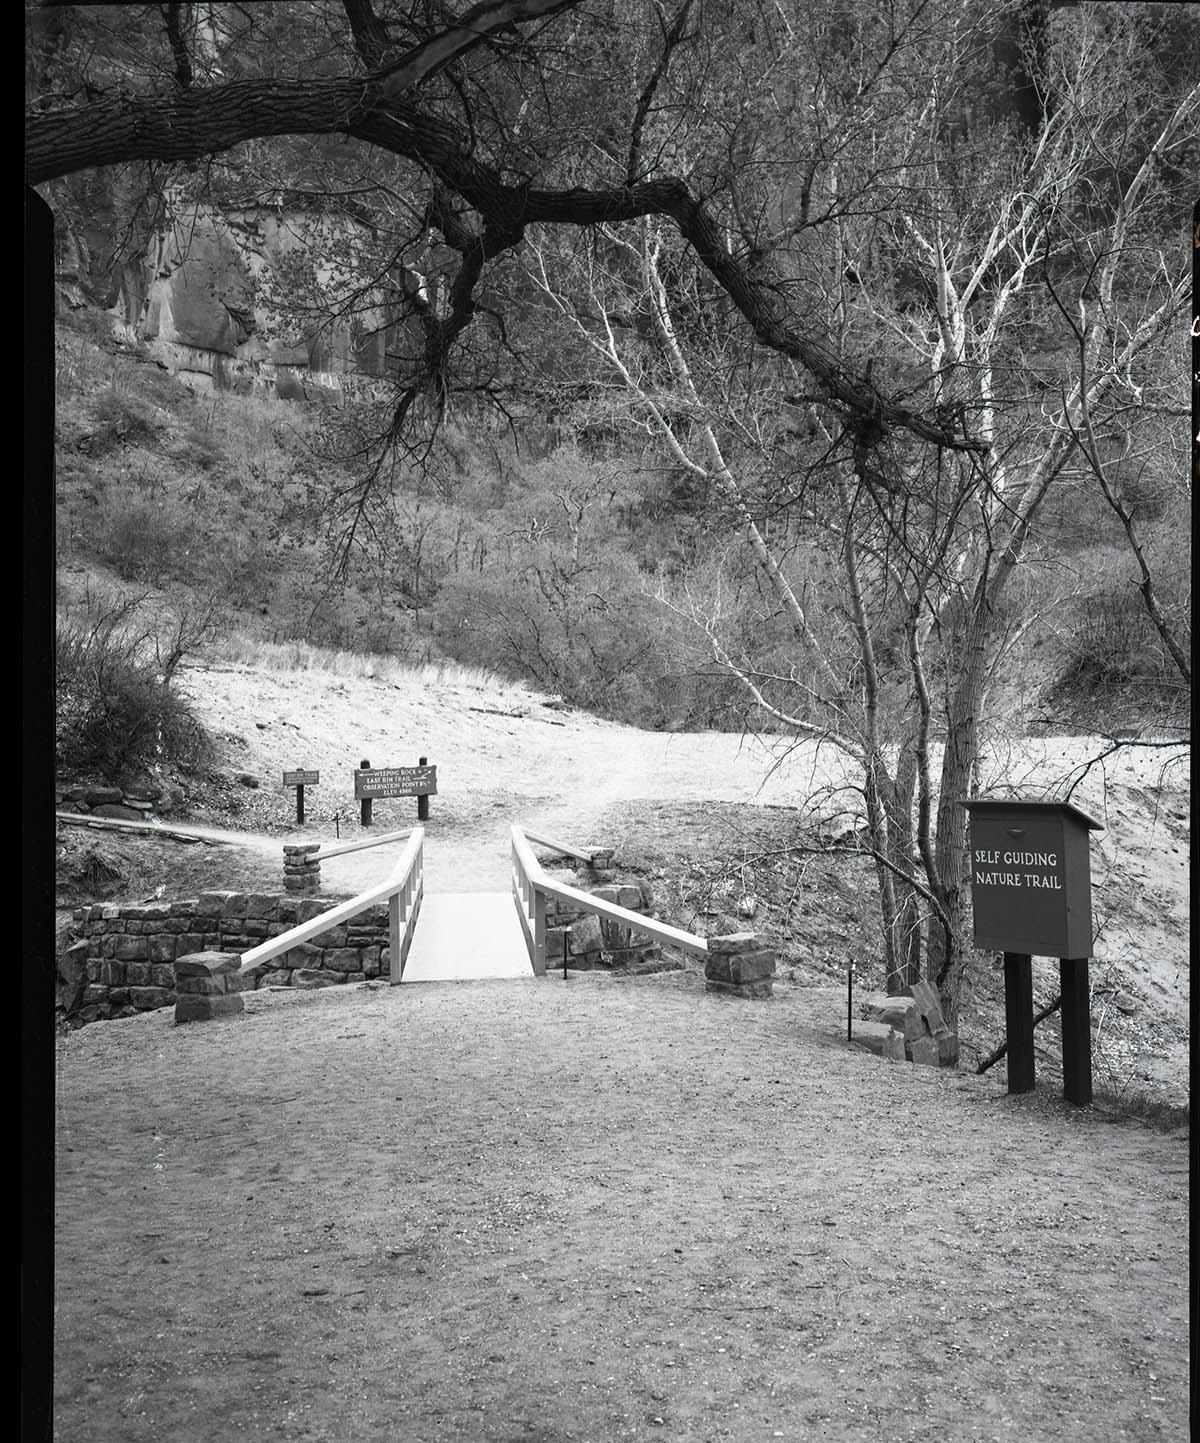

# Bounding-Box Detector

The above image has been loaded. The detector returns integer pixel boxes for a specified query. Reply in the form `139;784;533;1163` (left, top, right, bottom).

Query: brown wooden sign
283;769;320;787
963;798;1102;958
353;765;437;800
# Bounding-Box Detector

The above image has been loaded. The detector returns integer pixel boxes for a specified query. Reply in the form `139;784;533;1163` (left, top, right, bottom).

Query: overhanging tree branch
26;8;984;454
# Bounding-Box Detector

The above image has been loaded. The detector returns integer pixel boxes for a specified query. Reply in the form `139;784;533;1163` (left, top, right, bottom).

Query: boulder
850;1019;907;1060
909;1035;941;1068
156;784;186;815
57;940;90;1014
860;992;922;1035
91;803;149;821
123;779;165;802
83;786;124;807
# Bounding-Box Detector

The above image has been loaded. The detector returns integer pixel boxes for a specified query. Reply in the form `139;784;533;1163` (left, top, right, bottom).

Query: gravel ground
52;971;1189;1443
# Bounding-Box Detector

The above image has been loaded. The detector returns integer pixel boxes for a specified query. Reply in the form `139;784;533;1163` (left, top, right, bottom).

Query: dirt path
53;974;1189;1442
267;720;849;895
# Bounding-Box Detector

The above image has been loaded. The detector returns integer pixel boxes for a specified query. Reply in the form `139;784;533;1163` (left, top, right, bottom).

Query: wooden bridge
232;824;711;986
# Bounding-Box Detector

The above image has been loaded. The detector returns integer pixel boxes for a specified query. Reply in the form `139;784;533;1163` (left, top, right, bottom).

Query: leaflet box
963;798;1103;958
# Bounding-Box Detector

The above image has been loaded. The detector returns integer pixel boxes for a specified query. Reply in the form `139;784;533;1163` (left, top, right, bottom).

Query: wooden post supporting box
963;798;1103;1106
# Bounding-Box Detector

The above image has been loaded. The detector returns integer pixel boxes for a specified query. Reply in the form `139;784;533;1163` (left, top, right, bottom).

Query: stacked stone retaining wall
60;891;393;1024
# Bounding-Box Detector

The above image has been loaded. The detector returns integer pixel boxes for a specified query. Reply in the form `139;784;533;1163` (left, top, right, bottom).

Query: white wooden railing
511;825;549;974
309;826;416;865
510;823;708;976
240;826;425;986
517;826;603;867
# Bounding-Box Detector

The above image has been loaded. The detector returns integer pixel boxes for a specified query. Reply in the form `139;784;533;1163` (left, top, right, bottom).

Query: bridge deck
401;892;534;982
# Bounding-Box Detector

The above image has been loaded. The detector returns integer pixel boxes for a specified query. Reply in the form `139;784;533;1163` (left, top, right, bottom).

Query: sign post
359;759;372;828
1059;957;1093;1106
1002;952;1035;1094
417;757;430;822
282;767;319;826
963;798;1102;1105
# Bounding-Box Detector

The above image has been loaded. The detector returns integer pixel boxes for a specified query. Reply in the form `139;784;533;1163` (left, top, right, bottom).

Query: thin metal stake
563;930;569;980
847;957;854;1042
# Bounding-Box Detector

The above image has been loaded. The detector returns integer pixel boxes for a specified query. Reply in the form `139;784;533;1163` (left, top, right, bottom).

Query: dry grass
210;632;531;696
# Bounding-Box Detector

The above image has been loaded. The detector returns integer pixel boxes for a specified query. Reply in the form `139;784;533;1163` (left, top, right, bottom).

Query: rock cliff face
55;183;398;401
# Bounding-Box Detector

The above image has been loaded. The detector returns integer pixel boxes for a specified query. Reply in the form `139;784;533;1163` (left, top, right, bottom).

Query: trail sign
353;765;437;800
283;769;320;787
283;768;319;826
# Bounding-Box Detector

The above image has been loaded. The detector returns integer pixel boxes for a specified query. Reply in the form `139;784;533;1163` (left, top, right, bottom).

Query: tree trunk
861;743;923;994
886;746;923;991
928;595;992;1030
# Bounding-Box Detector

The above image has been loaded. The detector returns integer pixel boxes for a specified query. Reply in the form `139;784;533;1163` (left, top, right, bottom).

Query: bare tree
524;1;1196;1023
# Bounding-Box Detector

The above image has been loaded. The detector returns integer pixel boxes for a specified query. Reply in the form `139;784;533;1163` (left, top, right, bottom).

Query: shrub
430;548;698;727
90;496;196;586
1061;586;1183;693
173;423;225;472
56;592;213;782
85;387;162;454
